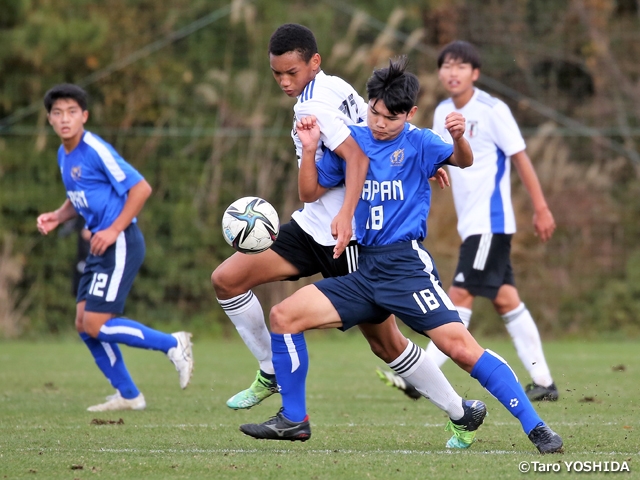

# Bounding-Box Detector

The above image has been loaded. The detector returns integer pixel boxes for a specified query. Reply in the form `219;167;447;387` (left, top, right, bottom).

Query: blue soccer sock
271;332;308;423
471;349;544;434
80;332;140;399
96;318;177;353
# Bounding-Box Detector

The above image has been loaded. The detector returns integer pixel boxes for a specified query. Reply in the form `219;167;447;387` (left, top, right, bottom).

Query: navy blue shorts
270;219;359;280
452;233;515;299
315;240;462;336
77;223;145;314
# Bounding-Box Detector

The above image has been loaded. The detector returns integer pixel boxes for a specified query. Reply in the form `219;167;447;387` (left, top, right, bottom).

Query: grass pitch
0;332;638;479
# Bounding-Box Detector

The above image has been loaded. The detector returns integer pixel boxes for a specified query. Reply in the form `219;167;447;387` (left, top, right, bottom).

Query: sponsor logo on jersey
390;149;405;166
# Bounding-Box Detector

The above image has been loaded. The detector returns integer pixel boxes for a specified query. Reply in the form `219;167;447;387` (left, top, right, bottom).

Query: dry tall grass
0;235;29;338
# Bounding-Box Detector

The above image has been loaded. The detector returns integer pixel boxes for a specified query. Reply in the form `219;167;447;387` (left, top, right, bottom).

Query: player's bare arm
444;112;473;168
37;199;78;235
511;150;556;242
90;179;152;256
297;115;327;203
331;135;369;258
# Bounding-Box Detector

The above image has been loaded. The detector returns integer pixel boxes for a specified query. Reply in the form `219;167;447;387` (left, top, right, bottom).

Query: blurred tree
1;0;640;338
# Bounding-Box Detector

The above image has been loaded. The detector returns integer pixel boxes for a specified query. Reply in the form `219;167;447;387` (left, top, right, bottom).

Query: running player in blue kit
37;84;194;412
240;58;563;454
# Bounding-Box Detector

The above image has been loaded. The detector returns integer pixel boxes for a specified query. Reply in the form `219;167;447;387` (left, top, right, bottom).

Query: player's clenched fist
296;115;320;150
444;112;466;140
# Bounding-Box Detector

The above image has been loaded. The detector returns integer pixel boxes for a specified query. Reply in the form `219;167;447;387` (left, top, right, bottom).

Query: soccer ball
221;196;280;254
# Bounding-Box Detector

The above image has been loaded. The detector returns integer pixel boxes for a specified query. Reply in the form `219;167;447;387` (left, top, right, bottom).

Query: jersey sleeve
295;97;352;152
316;148;346;189
422;129;454;177
85;133;144;196
488;101;526;157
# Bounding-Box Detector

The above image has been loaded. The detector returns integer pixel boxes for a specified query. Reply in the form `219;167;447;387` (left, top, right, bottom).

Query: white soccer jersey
433;88;526;241
290;70;367;246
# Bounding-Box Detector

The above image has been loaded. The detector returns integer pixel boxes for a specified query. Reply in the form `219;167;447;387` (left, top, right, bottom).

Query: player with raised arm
37;84;193;411
212;24;486;449
240;57;563;454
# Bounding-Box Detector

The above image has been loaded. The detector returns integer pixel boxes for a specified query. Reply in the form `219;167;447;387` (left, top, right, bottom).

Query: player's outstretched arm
331;135;368;258
297;115;327;203
511;150;556;242
89;179;152;256
36;199;77;235
444;112;473;168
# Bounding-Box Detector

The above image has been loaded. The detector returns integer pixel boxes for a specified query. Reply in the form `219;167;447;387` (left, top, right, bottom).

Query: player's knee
74;316;84;334
448;286;473;307
211;265;237;299
269;303;295;334
82;317;102;338
210;266;223;291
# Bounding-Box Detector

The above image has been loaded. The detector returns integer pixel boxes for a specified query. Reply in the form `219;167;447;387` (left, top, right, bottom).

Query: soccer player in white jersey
239;57;563;454
419;41;557;402
37;84;193;411
212;25;488;449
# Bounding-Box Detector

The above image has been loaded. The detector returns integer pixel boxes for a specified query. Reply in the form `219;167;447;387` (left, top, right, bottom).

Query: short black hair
437;40;481;69
366;56;419;115
268;23;318;63
43;84;88;113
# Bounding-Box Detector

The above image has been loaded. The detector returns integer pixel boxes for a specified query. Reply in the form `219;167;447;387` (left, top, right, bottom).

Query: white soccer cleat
167;332;194;389
105;391;120;402
87;392;146;412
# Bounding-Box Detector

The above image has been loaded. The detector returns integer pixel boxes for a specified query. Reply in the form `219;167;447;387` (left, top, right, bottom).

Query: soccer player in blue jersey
37;84;194;412
212;26;488;451
240;58;563;454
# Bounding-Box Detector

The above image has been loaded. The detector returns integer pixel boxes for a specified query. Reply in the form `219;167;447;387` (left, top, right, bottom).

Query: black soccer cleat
445;399;487;449
525;382;559;402
239;408;311;442
528;424;564;454
457;399;487;431
376;368;422;400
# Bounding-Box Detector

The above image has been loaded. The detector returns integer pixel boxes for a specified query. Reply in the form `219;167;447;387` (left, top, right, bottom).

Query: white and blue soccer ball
221;196;280;254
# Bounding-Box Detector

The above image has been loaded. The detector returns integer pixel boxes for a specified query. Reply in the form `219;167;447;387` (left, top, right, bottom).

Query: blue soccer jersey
57;131;144;233
317;123;453;246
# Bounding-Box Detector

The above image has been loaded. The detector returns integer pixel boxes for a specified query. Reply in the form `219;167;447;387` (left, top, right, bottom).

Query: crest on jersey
71;166;82;181
390;149;405;166
467;120;479;138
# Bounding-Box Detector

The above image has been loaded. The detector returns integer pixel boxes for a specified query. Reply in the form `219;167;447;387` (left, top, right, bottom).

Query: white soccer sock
388;340;464;420
217;291;274;375
424;307;472;367
502;303;553;387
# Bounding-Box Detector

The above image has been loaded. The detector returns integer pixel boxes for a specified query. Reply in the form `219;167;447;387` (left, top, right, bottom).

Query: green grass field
0;332;638;479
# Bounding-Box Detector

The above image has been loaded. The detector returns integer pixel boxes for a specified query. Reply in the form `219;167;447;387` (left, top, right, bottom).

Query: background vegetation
1;0;640;339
